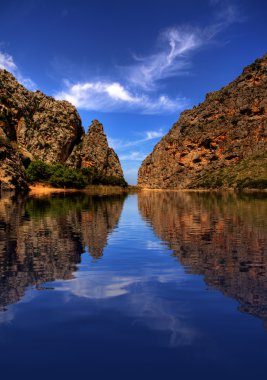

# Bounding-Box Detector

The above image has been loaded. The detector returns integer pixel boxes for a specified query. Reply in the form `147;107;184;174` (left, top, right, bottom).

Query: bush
26;160;50;182
26;160;128;188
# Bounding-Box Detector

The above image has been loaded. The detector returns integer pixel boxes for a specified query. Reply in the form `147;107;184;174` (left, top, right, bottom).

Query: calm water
0;191;266;379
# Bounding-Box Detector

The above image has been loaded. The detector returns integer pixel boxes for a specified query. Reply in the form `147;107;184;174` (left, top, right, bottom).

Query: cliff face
0;136;28;191
0;70;125;191
0;70;83;162
82;120;124;179
67;120;124;179
138;54;267;189
17;91;84;163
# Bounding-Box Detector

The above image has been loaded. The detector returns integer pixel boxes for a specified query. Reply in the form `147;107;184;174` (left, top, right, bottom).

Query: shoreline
29;184;267;197
29;183;139;197
138;187;267;193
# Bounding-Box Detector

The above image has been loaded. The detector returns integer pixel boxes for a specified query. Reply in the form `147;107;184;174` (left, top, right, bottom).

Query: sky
0;0;266;184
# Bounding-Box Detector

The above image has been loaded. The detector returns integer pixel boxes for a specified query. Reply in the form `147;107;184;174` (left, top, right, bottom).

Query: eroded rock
138;54;267;189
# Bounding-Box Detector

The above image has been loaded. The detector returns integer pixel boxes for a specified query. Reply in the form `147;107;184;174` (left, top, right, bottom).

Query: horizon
0;0;266;184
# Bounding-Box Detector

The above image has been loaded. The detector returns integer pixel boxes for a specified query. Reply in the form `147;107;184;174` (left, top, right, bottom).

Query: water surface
0;191;266;379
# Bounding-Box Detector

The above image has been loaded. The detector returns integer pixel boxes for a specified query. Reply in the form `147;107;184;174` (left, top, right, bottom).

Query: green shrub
26;160;50;182
26;160;128;188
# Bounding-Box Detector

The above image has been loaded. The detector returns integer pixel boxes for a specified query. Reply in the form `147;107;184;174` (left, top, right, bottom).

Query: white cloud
120;151;146;161
126;4;240;90
55;80;187;114
108;128;165;151
0;51;36;90
145;129;164;140
0;309;14;325
54;2;240;115
0;51;17;71
105;82;135;101
127;27;200;90
108;128;165;183
123;167;140;176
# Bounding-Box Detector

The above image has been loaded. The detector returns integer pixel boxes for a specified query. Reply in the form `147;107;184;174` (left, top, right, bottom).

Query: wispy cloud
55;80;187;114
145;129;164;139
0;51;36;90
127;27;200;90
126;3;240;90
108;128;165;150
0;51;17;71
55;2;240;114
120;151;147;161
108;128;165;182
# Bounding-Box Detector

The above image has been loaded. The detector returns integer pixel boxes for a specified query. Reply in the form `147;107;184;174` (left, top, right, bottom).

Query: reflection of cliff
0;193;126;308
80;195;125;259
138;191;267;322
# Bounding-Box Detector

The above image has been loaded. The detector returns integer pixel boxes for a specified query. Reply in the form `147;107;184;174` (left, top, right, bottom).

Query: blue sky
0;0;266;184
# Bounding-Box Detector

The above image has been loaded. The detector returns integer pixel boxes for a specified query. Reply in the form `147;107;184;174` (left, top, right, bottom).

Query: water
0;191;266;379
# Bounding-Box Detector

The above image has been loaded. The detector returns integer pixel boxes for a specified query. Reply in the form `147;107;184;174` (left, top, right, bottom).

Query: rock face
0;137;28;192
67;120;124;179
17;91;84;163
0;69;125;191
138;54;267;189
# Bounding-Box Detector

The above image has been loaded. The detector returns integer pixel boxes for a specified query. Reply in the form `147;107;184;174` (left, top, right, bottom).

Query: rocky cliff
66;119;124;179
0;69;125;191
138;54;267;189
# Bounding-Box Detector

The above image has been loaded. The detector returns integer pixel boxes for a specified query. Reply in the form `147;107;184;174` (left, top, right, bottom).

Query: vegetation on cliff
190;151;267;189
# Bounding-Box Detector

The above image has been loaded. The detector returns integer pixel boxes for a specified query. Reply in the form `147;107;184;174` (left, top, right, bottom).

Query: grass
191;151;267;189
29;183;139;197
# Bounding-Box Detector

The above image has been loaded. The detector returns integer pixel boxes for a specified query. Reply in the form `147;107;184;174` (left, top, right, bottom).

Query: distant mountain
0;70;125;191
138;54;267;189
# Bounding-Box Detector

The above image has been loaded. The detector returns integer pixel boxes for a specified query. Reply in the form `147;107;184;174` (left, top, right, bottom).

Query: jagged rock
138;54;267;189
81;119;110;170
67;119;124;179
0;69;125;190
105;147;124;179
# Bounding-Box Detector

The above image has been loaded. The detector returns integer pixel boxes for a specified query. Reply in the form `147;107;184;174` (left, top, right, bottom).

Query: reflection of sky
1;195;266;351
49;195;197;347
1;194;267;379
0;195;197;347
54;266;196;347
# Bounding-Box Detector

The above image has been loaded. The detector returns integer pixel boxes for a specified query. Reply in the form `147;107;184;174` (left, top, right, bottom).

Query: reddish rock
138;54;267;189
